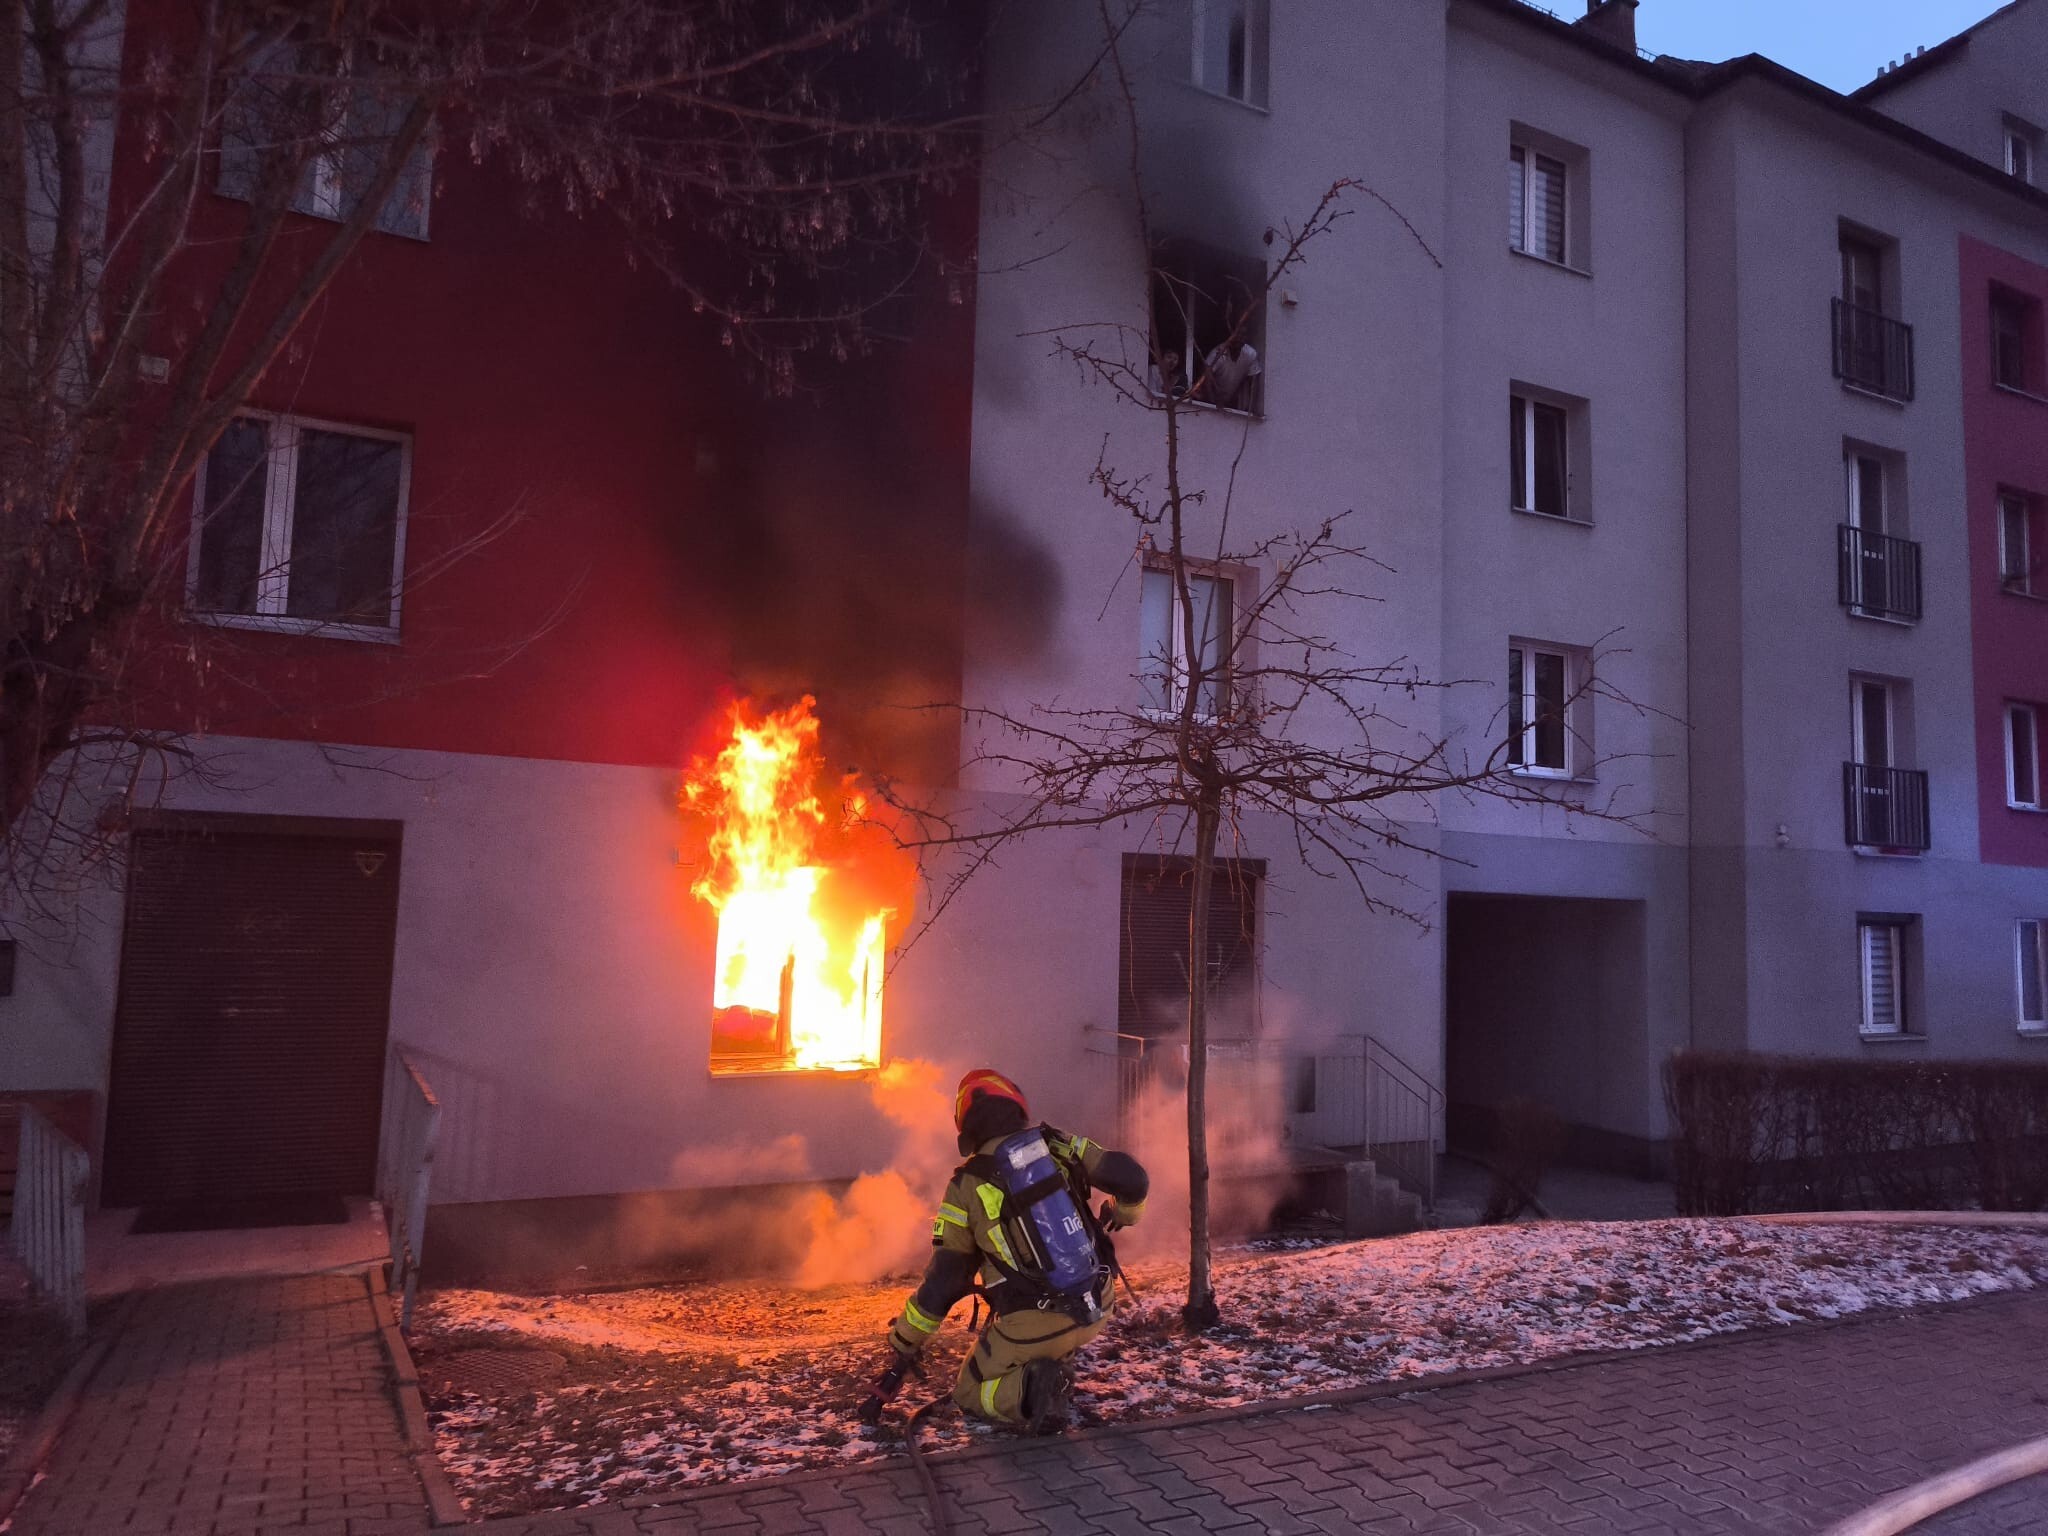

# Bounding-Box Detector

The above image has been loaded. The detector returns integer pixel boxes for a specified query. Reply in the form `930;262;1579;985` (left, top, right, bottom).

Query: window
189;414;409;634
1840;448;1919;620
218;43;433;239
1508;144;1566;264
1858;917;1911;1037
1846;677;1928;851
1852;677;1895;772
2001;491;2039;593
1841;234;1885;314
2009;704;2042;810
1510;394;1569;518
1151;240;1265;413
1992;288;2037;393
1833;228;1912;399
2018;920;2047;1032
1140;565;1234;718
1507;644;1577;776
2007;117;2042;184
1190;0;1268;109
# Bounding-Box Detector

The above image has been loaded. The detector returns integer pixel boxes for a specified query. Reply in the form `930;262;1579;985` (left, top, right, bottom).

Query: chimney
1579;0;1639;52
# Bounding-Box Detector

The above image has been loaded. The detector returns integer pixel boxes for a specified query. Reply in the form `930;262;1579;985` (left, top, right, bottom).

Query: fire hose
858;1357;955;1536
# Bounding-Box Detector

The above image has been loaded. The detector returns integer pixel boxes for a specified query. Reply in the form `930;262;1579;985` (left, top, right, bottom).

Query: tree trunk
1182;788;1222;1331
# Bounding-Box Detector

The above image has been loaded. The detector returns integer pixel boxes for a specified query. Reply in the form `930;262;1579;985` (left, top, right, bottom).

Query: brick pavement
472;1288;2048;1536
5;1273;430;1536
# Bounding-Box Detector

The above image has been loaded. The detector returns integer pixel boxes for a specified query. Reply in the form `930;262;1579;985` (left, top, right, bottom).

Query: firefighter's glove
1100;1198;1144;1232
857;1351;919;1426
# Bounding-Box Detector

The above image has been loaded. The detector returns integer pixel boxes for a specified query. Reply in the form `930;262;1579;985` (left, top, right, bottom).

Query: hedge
1663;1051;2048;1216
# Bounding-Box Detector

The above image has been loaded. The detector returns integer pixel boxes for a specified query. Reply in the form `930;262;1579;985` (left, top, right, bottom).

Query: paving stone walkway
5;1273;428;1536
475;1288;2048;1536
9;1274;2048;1534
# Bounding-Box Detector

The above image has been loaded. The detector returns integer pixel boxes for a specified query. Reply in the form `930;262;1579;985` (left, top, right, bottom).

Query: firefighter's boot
1019;1358;1073;1436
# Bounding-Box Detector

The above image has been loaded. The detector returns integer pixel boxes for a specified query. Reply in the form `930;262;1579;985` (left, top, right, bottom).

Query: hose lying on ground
1821;1436;2048;1536
902;1394;955;1536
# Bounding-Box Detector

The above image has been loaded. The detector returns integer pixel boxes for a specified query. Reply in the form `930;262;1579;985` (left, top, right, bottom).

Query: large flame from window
682;697;905;1073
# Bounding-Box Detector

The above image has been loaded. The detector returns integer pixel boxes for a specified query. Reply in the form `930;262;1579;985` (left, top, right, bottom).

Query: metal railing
1364;1038;1443;1212
9;1105;87;1337
1843;762;1932;852
376;1050;440;1330
1838;525;1923;622
1081;1030;1441;1209
1832;299;1915;401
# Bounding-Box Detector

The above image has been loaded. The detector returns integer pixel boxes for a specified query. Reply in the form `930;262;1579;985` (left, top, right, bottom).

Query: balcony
1837;525;1923;622
1842;762;1931;852
1832;299;1915;401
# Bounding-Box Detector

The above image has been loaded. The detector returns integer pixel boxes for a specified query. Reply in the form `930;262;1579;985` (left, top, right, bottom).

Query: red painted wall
1961;234;2048;866
115;18;975;783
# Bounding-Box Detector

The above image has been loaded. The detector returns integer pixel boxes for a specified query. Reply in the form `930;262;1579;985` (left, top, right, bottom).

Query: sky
1632;1;2012;93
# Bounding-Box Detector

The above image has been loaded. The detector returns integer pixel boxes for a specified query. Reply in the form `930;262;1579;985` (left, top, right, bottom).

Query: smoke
789;1058;960;1287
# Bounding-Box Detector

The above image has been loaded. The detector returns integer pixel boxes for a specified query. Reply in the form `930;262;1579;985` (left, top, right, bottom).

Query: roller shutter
102;819;402;1207
1117;855;1261;1037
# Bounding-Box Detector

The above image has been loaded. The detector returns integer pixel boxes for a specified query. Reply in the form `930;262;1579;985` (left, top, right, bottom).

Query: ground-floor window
1117;854;1262;1038
2018;920;2047;1033
1858;915;1914;1038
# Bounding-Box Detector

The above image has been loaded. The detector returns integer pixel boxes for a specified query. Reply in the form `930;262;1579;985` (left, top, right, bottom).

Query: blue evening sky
1633;1;2010;93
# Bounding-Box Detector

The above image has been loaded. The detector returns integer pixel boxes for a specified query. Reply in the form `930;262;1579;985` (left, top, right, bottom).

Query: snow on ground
414;1218;2048;1518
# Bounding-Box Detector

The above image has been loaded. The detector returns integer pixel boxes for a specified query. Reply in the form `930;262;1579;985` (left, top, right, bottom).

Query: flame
682;697;898;1073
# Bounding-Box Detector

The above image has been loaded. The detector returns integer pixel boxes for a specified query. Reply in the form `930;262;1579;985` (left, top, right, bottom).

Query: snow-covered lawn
415;1218;2048;1518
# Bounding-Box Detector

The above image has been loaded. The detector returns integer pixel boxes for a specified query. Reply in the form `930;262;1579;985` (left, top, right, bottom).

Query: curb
1751;1210;2048;1231
544;1275;2048;1523
0;1291;142;1530
365;1267;469;1529
1823;1436;2048;1535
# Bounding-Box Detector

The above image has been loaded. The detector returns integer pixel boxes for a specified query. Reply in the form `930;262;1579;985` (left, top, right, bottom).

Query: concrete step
1342;1158;1427;1238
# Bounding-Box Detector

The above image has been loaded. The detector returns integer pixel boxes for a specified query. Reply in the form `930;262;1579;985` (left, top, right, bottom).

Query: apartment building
3;1;2046;1265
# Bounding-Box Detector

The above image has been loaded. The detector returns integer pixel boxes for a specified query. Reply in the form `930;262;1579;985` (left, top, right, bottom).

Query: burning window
682;698;909;1075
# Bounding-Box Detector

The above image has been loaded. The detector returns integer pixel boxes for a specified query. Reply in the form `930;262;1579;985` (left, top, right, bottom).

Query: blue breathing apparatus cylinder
987;1127;1103;1312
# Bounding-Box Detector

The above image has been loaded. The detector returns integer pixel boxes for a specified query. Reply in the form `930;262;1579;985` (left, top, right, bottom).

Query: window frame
1139;562;1237;723
1508;142;1569;266
2017;919;2047;1033
2006;117;2041;185
184;409;413;642
2008;702;2043;810
1999;489;2037;594
1857;915;1912;1038
1506;642;1579;779
1991;287;2037;394
1509;392;1572;519
1189;0;1269;111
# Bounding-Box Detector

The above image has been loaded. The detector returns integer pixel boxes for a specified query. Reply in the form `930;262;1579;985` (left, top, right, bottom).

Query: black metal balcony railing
1832;299;1916;401
1837;524;1923;622
1842;762;1931;852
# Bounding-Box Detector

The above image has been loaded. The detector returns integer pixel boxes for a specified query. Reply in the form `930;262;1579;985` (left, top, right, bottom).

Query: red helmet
954;1068;1028;1131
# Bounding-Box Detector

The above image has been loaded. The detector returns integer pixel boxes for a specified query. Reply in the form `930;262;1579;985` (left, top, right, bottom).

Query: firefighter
861;1068;1149;1433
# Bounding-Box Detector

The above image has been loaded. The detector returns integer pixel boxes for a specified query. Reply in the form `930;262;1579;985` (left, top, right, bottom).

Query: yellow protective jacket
888;1125;1147;1357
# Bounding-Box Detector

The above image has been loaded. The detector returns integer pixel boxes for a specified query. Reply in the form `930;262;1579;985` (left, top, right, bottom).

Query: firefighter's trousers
952;1305;1109;1423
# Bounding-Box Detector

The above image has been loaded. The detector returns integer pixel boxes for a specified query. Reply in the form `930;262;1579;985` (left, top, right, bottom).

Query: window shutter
1860;923;1901;1034
1534;155;1566;263
1118;859;1260;1038
1508;147;1526;251
2019;921;2045;1026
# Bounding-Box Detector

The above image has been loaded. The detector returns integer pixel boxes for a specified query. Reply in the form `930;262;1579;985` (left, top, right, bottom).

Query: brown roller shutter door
102;819;403;1207
1117;855;1261;1038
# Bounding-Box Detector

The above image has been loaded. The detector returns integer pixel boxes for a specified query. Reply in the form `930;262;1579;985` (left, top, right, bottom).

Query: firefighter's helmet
954;1068;1028;1132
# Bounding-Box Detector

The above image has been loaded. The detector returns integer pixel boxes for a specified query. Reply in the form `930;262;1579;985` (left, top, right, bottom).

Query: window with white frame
1190;0;1269;109
2007;117;2041;185
1508;143;1566;264
1507;643;1580;776
2009;703;2042;810
1510;393;1570;518
2001;490;2039;593
1140;565;1234;718
218;42;433;239
1858;916;1912;1036
1151;240;1266;413
190;415;410;633
2017;920;2047;1031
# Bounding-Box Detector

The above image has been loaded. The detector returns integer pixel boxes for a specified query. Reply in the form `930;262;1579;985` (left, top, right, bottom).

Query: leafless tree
882;4;1663;1330
0;0;980;890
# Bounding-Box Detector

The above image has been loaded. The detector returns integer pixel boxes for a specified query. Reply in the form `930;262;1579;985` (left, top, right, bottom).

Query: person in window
1201;324;1261;412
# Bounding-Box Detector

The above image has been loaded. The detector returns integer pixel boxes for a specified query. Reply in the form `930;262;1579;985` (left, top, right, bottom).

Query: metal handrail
376;1050;440;1330
1838;524;1923;622
1831;298;1916;401
9;1105;88;1336
1842;762;1932;853
1363;1038;1443;1212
